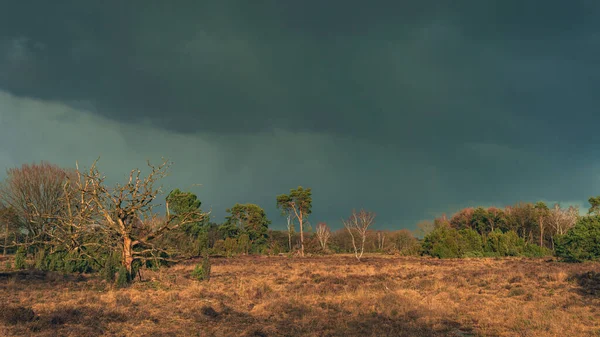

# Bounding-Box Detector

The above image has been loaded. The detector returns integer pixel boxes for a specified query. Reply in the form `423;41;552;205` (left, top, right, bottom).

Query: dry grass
0;255;599;336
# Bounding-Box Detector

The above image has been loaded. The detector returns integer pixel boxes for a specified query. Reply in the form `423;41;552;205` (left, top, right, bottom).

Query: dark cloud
1;1;599;228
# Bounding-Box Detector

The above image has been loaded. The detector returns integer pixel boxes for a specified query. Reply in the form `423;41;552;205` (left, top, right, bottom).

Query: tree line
0;160;598;284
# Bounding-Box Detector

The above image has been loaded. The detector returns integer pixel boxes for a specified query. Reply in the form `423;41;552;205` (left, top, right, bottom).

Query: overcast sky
1;1;599;230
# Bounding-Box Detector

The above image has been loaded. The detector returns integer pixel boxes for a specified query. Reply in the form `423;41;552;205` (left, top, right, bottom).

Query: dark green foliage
102;252;121;282
588;197;600;216
224;237;237;257
218;222;240;240
223;203;271;253
34;249;48;271
458;229;483;255
483;230;550;257
143;251;169;270
14;246;26;269
166;189;204;235
422;226;483;258
485;230;524;256
423;225;549;259
276;186;313;216
555;215;600;262
38;250;92;274
160;189;211;258
167;189;202;216
195;229;209;256
470;207;489;234
116;265;130;288
191;255;211;281
523;243;552;257
422;226;462;258
277;186;312;256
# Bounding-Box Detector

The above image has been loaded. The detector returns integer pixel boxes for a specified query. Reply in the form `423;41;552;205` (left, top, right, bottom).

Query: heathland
1;255;599;337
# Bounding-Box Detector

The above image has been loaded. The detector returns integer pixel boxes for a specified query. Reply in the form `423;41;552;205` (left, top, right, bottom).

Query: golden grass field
0;255;599;337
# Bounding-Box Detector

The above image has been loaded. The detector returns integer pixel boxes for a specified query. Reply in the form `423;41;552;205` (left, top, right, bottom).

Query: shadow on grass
186;302;475;337
569;271;600;298
0;304;128;337
0;270;86;283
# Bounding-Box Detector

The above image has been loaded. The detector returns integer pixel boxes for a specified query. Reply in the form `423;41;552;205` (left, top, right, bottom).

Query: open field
0;255;599;337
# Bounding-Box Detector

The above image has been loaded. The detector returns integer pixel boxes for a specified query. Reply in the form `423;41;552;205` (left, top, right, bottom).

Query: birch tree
547;204;578;249
342;209;376;261
315;222;331;251
534;201;550;247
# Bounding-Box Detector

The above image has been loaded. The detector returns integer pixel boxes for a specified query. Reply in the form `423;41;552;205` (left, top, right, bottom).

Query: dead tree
342;209;376;261
0;162;75;251
0;206;18;255
315;222;331;251
547;204;578;250
67;159;208;275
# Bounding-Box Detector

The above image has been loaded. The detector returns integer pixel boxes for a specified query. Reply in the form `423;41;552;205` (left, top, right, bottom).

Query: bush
463;251;484;258
191;255;211;281
555;215;600;262
115;266;131;288
34;249;48;271
422;225;460;258
484;230;524;256
42;250;91;274
102;252;121;282
523;243;552;258
14;246;27;270
387;230;422;256
458;229;483;257
422;226;551;259
423;226;482;258
223;237;238;257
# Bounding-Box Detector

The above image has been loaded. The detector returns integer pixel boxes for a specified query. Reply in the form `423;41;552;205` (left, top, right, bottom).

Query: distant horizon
2;1;600;231
0;156;591;233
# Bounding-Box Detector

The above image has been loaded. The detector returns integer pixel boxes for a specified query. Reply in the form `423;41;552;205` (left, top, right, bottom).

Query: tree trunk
122;236;134;275
299;214;304;257
350;232;359;260
3;221;8;256
359;235;366;260
287;215;292;252
539;218;544;248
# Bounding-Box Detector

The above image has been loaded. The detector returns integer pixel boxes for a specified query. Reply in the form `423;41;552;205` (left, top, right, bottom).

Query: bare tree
342;209;376;261
376;230;386;251
57;159;209;275
547;204;578;250
414;220;434;238
0;206;18;255
534;202;550;248
315;222;331;251
0;162;75;251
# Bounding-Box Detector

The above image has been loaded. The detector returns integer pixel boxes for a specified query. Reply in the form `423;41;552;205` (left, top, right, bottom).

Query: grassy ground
0;255;599;337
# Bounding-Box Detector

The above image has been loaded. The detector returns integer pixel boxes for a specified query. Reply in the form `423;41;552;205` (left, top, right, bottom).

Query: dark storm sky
1;1;599;230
